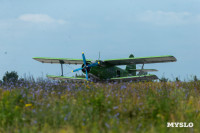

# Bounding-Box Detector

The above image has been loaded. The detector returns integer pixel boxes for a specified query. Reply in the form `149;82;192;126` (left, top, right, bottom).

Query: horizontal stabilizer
47;75;86;81
128;69;158;72
110;74;158;82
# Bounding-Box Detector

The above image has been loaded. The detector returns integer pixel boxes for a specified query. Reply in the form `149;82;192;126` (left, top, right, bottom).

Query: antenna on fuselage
98;51;100;60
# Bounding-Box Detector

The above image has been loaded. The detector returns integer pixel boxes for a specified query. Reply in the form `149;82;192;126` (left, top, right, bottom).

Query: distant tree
3;71;19;83
175;77;180;82
159;76;168;82
194;75;198;81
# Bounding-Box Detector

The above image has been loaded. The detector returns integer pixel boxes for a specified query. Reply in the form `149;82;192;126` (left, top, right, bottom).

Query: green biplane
33;52;176;82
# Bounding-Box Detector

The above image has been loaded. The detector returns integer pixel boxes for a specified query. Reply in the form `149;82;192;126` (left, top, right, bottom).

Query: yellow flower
86;85;90;88
61;95;65;99
188;96;194;105
25;104;32;107
15;105;20;111
157;114;164;120
3;90;10;97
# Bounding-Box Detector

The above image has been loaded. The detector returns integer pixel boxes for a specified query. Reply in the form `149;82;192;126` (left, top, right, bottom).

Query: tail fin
126;54;136;76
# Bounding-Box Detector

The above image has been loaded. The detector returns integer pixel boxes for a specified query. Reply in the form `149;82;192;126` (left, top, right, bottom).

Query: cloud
18;14;66;24
137;11;191;25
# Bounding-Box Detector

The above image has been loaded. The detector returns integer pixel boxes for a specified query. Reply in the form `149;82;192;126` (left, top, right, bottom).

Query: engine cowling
82;63;91;73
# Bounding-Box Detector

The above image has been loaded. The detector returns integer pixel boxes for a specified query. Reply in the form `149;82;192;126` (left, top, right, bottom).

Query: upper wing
110;74;158;82
33;57;92;64
103;55;176;65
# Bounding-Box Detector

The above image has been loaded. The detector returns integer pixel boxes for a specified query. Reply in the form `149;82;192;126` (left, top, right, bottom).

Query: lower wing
47;74;158;82
110;74;158;82
47;75;86;81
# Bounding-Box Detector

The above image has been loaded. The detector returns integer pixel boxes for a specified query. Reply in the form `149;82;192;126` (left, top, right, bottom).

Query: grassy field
0;80;199;133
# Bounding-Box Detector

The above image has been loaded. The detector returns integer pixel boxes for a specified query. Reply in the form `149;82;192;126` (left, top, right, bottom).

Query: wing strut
138;63;145;75
141;63;144;69
59;60;64;76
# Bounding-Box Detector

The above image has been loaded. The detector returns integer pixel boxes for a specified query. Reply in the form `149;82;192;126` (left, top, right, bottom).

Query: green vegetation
159;76;168;82
0;80;200;133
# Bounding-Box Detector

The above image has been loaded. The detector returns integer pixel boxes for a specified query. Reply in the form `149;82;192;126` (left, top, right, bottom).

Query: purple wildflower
113;106;118;110
105;123;110;128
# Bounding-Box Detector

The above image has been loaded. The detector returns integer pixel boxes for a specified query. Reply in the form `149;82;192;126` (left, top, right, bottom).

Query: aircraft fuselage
88;65;129;80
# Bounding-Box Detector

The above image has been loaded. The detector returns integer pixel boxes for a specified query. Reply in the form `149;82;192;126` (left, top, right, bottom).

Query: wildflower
15;105;20;111
47;104;50;107
3;90;10;97
139;102;143;105
64;116;68;121
188;96;194;105
114;113;120;117
156;114;164;120
25;104;32;107
105;123;110;128
137;123;142;130
113;106;118;110
35;89;40;95
106;94;110;97
120;98;123;103
86;85;90;88
22;93;26;98
67;87;71;91
32;93;35;98
185;92;189;98
120;85;127;89
64;112;71;121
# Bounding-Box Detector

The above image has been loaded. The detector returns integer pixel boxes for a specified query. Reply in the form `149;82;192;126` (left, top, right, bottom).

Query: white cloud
18;14;66;24
137;11;192;25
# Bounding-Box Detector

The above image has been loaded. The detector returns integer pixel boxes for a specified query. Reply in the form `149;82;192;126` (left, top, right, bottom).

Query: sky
0;0;200;81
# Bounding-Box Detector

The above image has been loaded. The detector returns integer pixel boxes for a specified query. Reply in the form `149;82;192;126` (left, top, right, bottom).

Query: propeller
72;52;100;81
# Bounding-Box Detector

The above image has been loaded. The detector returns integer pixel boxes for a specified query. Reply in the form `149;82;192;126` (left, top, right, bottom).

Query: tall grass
0;80;199;133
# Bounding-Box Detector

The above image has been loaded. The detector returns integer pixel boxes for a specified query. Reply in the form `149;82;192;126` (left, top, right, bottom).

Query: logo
167;122;193;127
